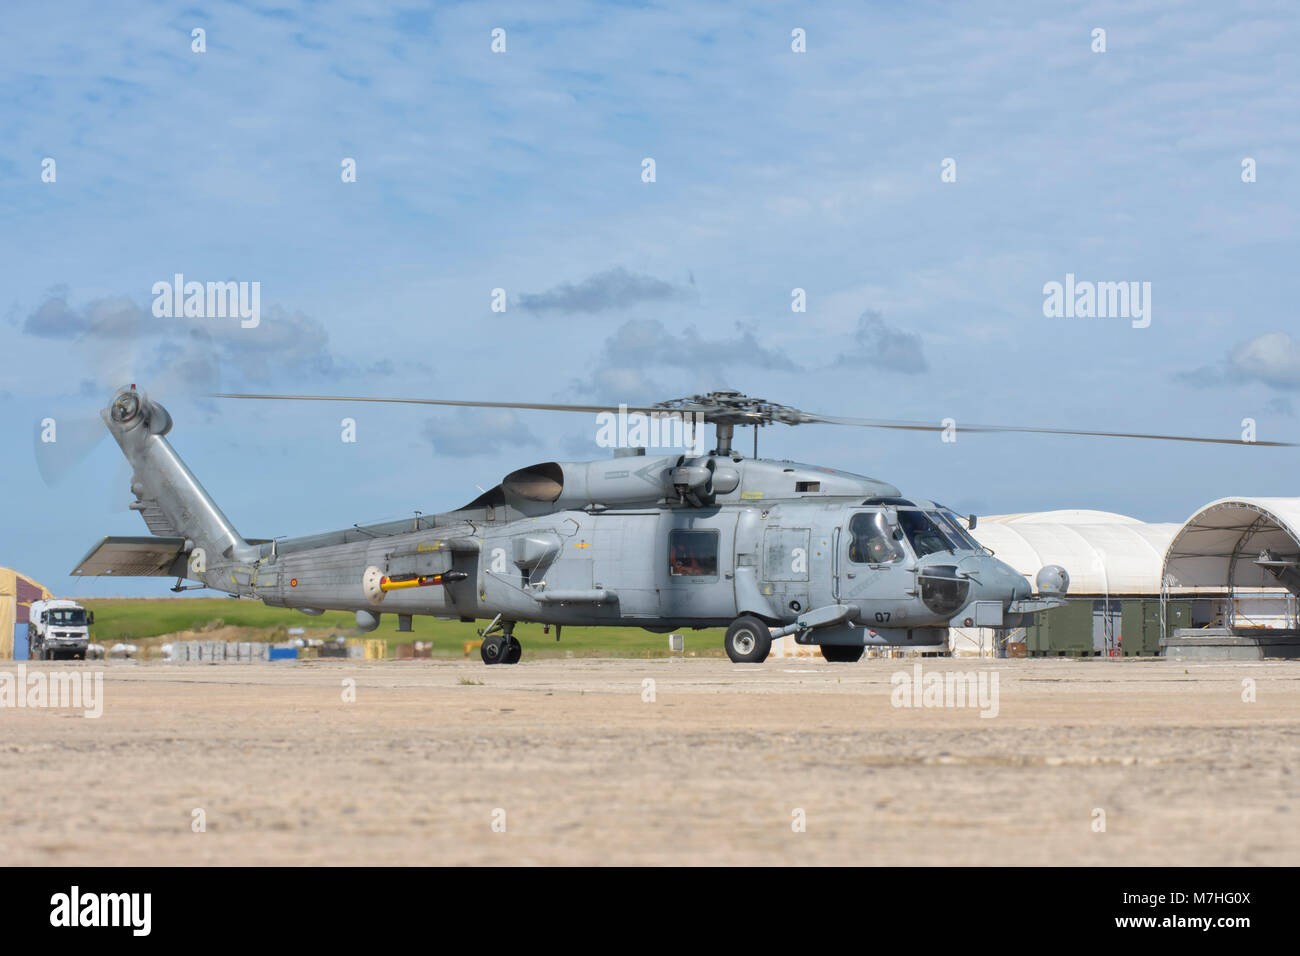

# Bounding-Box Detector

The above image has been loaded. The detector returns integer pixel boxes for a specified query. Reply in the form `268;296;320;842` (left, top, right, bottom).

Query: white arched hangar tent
953;502;1298;657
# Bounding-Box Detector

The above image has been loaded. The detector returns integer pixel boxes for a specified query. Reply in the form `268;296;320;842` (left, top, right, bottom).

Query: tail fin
102;386;254;563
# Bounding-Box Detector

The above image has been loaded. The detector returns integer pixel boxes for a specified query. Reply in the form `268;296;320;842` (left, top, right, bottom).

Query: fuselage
250;482;1032;641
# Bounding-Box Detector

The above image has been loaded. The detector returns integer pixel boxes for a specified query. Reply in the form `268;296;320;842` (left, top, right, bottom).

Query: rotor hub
110;389;142;425
650;390;809;428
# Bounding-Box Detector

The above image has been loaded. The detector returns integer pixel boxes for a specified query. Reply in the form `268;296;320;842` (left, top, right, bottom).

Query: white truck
28;599;94;661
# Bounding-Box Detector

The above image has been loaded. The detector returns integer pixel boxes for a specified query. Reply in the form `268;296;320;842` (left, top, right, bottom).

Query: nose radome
960;555;1031;605
993;559;1032;603
999;559;1032;601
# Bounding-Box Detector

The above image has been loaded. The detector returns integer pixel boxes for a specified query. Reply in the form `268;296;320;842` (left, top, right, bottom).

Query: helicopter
70;386;1289;664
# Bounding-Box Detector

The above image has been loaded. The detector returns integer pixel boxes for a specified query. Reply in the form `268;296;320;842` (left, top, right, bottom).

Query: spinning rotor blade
34;332;215;491
210;393;690;417
211;391;1293;447
33;412;108;487
798;413;1294;447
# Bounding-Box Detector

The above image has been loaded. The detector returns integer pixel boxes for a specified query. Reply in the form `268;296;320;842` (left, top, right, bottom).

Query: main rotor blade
803;413;1293;447
211;393;676;416
211;392;1292;447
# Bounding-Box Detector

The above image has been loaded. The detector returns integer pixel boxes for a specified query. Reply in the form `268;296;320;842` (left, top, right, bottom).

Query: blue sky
2;0;1298;597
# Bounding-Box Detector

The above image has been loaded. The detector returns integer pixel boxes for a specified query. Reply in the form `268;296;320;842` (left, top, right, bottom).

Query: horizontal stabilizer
72;536;189;577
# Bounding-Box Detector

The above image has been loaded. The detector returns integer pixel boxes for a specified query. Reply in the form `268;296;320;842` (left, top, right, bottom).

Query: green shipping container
1026;599;1094;656
1028;597;1203;657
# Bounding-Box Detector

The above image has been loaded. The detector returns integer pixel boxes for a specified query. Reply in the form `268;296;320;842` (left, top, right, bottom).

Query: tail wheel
724;615;773;664
821;645;864;663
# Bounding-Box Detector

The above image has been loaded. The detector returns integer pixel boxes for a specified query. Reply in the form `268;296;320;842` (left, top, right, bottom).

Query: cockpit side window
848;512;904;564
896;510;955;557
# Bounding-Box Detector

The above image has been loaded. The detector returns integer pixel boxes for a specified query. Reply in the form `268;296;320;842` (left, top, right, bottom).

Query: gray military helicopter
72;386;1287;664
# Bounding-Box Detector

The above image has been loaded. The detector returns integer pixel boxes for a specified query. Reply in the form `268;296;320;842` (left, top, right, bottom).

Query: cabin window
795;481;821;492
669;529;719;577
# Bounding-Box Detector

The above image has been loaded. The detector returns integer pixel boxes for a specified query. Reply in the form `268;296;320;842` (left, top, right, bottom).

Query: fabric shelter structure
0;567;53;659
1161;498;1300;637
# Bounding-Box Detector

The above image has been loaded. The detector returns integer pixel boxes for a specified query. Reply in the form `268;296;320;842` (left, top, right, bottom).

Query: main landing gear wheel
821;645;864;663
724;615;772;664
481;634;523;665
481;634;506;665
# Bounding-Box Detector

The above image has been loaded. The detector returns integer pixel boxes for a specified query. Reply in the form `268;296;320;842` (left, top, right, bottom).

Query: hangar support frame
1160;500;1300;643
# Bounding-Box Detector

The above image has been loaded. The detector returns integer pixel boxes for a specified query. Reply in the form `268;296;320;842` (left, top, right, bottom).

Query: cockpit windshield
933;507;982;551
895;510;957;557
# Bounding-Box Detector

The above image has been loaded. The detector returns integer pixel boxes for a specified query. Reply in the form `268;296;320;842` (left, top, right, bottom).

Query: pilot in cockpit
849;512;903;564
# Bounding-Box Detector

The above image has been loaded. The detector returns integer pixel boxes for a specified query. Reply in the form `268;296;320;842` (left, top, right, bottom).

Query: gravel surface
3;657;1297;865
